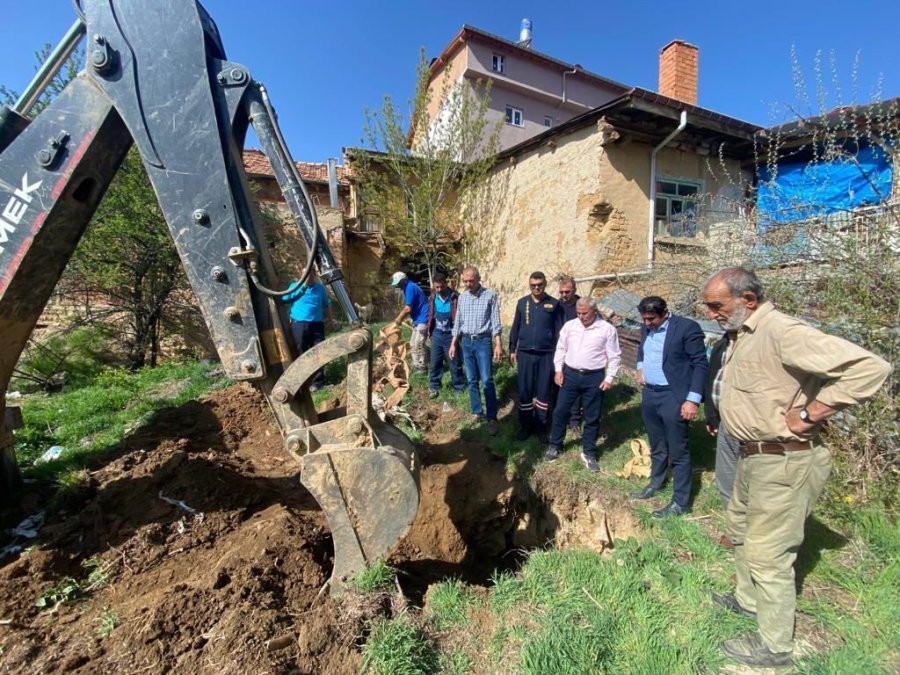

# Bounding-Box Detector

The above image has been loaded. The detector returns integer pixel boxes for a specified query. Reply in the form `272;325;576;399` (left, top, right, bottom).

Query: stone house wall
471;121;748;322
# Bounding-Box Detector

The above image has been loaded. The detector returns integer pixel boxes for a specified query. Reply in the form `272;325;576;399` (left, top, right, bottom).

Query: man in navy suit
630;296;708;517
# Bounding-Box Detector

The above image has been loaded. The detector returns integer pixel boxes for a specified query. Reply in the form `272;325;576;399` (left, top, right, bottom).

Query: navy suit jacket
637;314;709;404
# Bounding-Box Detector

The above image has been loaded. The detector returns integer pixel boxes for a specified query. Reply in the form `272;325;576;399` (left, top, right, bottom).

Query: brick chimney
659;39;698;105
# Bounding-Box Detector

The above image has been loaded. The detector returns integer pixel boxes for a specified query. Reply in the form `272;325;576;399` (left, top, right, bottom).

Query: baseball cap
390;272;407;287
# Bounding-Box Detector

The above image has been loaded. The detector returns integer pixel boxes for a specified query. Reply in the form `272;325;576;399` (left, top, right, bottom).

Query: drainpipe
555;66;579;122
647;110;688;268
562;66;579;105
573;269;653;284
572;111;688;287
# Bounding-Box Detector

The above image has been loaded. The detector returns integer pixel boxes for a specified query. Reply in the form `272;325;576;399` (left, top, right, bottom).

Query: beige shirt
720;301;891;442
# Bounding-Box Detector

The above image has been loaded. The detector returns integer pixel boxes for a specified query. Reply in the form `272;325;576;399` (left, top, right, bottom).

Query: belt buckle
741;441;763;456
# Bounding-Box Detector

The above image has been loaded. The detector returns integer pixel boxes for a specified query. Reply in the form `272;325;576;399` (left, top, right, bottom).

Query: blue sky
2;1;898;165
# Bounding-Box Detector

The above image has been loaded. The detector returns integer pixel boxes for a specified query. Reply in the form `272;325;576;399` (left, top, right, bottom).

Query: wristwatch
799;408;812;423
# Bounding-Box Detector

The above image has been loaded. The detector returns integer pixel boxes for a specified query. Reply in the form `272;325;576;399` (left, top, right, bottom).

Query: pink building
426;24;700;152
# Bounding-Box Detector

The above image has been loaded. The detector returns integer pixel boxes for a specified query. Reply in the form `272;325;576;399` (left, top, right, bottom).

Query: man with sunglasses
509;271;565;442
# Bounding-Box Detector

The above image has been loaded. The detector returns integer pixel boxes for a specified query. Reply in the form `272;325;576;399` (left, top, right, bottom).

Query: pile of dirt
0;386;355;674
0;384;642;672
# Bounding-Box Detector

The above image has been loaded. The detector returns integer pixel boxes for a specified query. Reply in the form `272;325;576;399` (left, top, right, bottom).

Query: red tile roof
242;149;349;186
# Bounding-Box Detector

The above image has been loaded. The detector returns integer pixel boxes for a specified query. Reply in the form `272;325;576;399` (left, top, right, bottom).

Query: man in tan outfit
701;267;890;668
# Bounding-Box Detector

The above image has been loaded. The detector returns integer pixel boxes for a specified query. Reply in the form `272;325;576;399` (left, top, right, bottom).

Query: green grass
436;649;471;675
15;359;226;481
370;358;899;673
361;612;437;675
424;578;477;630
350;560;398;594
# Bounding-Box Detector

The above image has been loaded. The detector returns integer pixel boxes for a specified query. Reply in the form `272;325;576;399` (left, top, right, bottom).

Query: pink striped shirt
553;317;622;383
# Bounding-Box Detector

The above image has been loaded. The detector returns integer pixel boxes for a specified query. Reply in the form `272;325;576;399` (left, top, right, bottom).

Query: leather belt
461;333;490;340
564;364;604;375
739;440;816;457
644;383;671;392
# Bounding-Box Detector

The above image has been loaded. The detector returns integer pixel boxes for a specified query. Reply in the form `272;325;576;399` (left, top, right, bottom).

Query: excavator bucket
268;329;419;592
300;441;418;589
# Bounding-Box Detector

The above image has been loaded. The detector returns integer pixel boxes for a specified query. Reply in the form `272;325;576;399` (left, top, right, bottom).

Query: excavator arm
0;0;418;592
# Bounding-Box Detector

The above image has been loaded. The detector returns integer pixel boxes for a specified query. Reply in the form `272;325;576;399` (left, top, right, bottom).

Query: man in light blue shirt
282;268;332;390
630;296;708;517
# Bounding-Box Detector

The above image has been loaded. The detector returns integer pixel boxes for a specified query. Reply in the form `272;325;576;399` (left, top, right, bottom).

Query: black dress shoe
712;592;757;618
514;427;531;441
629;485;659;500
652;501;691;518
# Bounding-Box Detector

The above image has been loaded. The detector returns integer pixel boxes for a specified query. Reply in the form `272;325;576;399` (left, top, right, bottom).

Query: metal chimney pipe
518;19;533;48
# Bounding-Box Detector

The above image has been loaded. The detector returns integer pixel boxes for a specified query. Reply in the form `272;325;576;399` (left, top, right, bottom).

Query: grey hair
575;296;596;309
703;267;766;302
462;265;481;280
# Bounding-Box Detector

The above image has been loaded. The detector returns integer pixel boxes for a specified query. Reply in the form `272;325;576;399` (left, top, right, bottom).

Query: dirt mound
0;384;642;672
0;385;357;674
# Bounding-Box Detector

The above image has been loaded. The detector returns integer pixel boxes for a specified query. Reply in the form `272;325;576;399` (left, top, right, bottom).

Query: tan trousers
410;323;428;372
725;445;832;653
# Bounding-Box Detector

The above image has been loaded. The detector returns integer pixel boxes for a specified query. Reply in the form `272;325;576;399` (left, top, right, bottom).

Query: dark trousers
549;366;605;457
641;386;692;508
291;320;326;387
429;330;465;392
569;394;584;426
516;350;555;431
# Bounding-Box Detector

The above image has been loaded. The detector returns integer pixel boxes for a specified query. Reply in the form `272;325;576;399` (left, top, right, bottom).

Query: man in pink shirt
544;297;622;471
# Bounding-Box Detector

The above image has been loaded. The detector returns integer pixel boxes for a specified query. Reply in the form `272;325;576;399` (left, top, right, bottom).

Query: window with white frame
492;53;506;74
654;178;701;237
505;105;524;127
543;116;553;128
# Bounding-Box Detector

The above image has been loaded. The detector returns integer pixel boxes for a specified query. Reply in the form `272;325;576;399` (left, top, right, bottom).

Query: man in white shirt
544;297;621;470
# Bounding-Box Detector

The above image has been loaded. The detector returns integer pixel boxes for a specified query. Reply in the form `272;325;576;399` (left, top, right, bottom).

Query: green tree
67;148;188;370
353;49;501;284
4;44;190;372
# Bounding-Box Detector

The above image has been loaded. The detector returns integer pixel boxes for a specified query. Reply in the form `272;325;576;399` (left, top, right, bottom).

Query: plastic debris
159;491;198;515
35;446;64;464
159;492;205;528
11;512;45;539
618;438;652;479
1;511;46;559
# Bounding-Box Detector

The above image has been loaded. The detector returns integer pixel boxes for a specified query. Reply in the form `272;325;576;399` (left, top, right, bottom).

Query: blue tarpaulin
756;144;893;227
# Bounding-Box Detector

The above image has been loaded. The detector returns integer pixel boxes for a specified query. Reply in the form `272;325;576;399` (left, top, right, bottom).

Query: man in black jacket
630;296;708;518
509;271;565;442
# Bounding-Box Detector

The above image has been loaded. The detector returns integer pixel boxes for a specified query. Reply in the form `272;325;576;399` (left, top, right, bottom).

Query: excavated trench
389;400;644;602
0;384;644;673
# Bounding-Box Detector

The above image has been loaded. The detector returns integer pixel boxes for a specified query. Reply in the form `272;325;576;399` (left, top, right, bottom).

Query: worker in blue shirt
391;271;430;374
282;268;332;391
509;271;565;442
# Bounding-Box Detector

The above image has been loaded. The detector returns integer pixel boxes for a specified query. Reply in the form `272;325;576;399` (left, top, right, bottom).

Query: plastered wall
470;121;747;322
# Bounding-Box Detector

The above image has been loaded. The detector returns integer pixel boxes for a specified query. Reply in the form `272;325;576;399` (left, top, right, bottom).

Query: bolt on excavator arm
0;0;418;592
